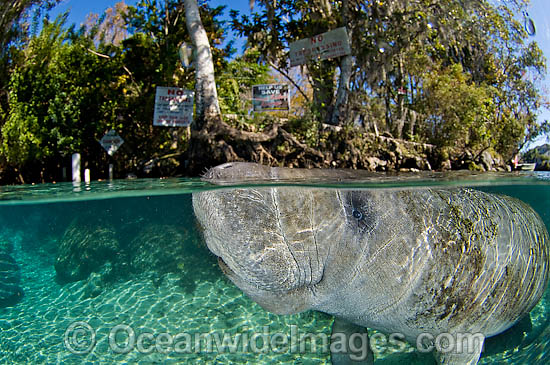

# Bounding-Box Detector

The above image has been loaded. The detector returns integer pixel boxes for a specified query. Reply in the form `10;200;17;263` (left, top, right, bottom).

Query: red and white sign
289;27;351;67
153;86;194;127
252;84;290;112
99;130;124;156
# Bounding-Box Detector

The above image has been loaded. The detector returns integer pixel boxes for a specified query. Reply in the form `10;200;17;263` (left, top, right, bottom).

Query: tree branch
84;46;111;59
268;60;310;103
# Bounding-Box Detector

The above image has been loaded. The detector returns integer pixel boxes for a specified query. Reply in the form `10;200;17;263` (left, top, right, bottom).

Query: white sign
153;86;194;127
289;27;351;67
252;84;290;112
179;42;194;68
99;130;124;156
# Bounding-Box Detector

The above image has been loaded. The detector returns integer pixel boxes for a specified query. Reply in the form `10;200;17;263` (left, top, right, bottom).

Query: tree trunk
382;64;391;133
394;54;405;139
330;54;352;125
329;0;352;126
184;0;221;129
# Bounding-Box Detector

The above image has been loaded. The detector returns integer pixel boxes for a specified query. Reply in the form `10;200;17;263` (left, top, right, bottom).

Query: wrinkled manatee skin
193;163;550;364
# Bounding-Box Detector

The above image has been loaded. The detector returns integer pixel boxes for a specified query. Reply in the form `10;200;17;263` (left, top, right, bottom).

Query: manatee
192;162;550;364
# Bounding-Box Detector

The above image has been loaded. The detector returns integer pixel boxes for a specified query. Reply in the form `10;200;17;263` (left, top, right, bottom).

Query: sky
47;0;250;28
513;0;550;148
48;0;550;149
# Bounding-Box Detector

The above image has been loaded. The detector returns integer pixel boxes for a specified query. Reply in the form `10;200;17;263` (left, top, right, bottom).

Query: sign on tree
252;84;290;112
153;86;194;127
289;27;351;67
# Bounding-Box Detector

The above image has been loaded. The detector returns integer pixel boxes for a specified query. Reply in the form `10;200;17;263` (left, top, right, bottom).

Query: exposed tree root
188;117;323;173
253;143;277;165
185;116;437;174
279;129;325;159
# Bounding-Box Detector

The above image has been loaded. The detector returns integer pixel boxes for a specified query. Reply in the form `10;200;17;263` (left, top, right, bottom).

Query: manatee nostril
352;209;363;220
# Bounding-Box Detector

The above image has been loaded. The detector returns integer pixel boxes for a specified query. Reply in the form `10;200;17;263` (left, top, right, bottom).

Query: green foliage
0;1;62;142
0;0;259;181
418;64;496;153
1;16;124;165
231;0;547;160
114;0;235;168
286;111;321;148
231;0;341;121
522;144;550;163
0;0;60;54
216;55;270;115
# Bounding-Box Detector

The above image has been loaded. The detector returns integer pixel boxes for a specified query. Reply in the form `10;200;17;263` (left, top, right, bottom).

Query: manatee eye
352;209;363;220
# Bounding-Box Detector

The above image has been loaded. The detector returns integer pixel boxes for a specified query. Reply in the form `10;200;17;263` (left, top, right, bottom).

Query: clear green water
0;171;549;364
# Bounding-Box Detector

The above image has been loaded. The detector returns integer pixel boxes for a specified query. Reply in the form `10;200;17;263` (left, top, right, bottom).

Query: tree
83;1;129;46
329;0;351;125
0;14;128;181
0;1;61;131
0;0;59;53
182;0;300;173
184;0;221;128
231;0;342;124
0;0;272;182
117;0;239;175
216;54;271;115
417;64;496;154
2;0;547;182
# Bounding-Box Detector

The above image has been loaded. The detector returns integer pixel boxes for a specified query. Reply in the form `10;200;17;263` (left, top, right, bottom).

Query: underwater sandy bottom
0;232;548;365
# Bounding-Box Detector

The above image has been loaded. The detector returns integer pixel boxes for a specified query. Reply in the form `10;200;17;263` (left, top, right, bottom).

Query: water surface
0;171;548;364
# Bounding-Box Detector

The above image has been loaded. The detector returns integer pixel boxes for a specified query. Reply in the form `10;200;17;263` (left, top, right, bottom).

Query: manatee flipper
434;335;484;365
330;318;373;365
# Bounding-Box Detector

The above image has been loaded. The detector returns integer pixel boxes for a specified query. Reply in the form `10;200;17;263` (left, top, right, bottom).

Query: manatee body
192;162;550;364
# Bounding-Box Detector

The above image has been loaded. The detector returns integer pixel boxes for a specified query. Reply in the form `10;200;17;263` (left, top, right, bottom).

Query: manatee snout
192;187;310;294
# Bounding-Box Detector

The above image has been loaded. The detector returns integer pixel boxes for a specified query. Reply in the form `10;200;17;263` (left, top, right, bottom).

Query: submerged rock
0;240;23;308
129;224;190;274
55;218;120;283
55;219;200;284
53;195;215;295
127;223;220;293
82;269;109;299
